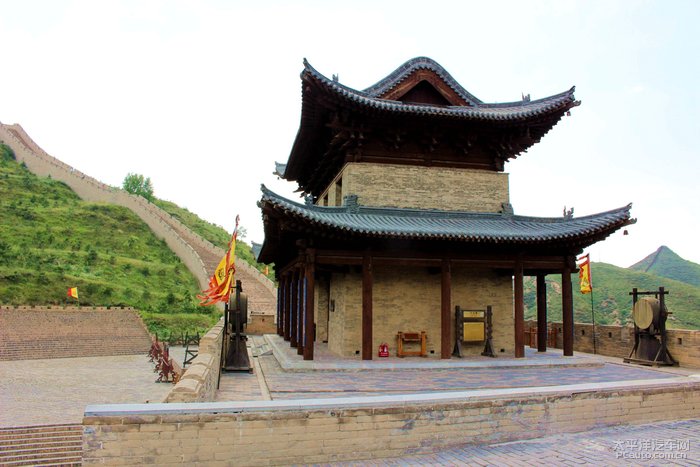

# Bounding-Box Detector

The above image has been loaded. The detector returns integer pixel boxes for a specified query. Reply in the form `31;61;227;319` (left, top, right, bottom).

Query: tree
122;173;154;201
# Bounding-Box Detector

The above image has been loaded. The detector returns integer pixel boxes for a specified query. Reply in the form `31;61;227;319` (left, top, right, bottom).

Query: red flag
578;254;592;294
67;287;79;300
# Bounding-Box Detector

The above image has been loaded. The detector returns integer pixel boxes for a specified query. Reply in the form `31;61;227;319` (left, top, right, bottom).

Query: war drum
624;287;677;367
632;297;662;331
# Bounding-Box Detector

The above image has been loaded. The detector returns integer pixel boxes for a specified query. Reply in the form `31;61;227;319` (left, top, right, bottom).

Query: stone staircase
0;121;278;319
0;308;152;361
0;424;82;466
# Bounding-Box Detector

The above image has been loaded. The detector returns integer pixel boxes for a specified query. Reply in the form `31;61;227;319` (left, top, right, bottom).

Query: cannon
623;287;677;367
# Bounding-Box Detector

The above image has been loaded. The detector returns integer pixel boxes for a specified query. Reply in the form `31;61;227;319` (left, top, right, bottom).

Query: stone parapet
526;320;700;368
83;378;700;465
164;317;224;403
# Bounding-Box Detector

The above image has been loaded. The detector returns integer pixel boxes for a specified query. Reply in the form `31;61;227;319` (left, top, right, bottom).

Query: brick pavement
326;418;700;466
0;355;173;427
250;350;683;401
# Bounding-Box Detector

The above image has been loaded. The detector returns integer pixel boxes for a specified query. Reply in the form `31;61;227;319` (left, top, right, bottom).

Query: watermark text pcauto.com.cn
613;438;690;460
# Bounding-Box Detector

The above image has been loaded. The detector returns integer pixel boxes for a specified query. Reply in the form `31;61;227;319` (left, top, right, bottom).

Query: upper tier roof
282;57;580;196
302;58;577;121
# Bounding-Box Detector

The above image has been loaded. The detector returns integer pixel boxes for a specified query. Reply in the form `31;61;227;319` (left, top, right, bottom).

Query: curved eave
258;186;635;262
302;60;579;122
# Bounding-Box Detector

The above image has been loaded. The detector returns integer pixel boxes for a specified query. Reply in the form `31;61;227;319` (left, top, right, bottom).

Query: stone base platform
264;333;602;371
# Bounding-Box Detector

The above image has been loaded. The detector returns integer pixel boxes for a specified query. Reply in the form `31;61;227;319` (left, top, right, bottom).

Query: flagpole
590;289;596;354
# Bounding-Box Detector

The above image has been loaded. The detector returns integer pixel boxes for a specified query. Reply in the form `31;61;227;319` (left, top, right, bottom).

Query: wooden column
276;276;283;336
362;254;373;361
297;265;304;355
536;274;547;352
283;273;291;341
562;261;574;356
289;269;298;348
441;259;452;359
303;249;316;360
514;259;525;358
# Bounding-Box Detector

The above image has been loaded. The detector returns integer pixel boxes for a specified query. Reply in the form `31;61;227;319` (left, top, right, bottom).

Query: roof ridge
359;57;483;105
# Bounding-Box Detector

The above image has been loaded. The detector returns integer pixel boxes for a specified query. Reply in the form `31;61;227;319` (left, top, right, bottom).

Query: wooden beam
362;254;373;361
514;259;525;358
536;274;547;352
314;249;568;271
304;250;316;360
441;259;452;359
562;261;574;356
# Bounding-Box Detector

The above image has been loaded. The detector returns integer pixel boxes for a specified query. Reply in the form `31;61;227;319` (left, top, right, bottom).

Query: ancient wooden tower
258;57;634;360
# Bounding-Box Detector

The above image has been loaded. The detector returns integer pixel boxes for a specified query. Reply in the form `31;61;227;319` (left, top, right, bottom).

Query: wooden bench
396;331;427;358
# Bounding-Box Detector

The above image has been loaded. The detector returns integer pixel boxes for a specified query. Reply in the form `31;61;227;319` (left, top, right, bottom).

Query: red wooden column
297;265;305;356
536;274;548;352
514;259;525;358
362;254;373;361
441;259;452;359
276;275;284;336
303;249;316;360
562;260;574;356
283;272;291;341
289;269;298;348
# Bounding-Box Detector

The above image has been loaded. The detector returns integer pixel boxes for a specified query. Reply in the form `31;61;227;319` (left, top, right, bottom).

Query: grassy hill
524;262;700;329
629;245;700;288
153;198;274;280
0;143;218;337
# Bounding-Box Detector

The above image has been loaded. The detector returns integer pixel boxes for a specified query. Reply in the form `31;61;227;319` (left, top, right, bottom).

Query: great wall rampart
0;122;277;317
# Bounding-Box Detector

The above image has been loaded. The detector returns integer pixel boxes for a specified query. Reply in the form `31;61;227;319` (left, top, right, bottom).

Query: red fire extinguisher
378;343;389;357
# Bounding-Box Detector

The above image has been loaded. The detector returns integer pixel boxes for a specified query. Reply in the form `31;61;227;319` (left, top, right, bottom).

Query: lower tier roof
257;185;635;263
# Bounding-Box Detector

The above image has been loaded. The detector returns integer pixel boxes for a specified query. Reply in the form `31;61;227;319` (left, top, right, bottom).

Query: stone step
0;424;82;466
0;435;82;449
0;450;82;466
0;427;81;439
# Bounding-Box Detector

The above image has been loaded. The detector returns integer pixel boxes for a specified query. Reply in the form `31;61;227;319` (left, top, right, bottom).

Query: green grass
153;198;275;280
0;144;219;336
524;262;700;329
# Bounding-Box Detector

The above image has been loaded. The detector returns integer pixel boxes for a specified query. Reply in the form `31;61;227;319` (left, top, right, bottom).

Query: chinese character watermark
613;438;690;460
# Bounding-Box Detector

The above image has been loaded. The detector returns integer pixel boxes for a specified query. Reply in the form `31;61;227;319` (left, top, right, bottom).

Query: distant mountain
524;261;700;330
629;246;700;288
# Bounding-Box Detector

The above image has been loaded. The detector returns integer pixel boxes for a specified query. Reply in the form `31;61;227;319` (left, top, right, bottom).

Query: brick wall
246;313;277;335
164;317;224;403
325;267;514;358
0;306;151;360
321;162;509;212
531;320;700;368
82;379;700;465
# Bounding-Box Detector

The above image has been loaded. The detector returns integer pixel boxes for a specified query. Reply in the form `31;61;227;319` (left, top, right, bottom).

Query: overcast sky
1;0;698;268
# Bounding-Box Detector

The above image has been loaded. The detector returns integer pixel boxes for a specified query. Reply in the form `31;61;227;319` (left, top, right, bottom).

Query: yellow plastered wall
451;267;514;356
322;162;510;212
325;266;514;358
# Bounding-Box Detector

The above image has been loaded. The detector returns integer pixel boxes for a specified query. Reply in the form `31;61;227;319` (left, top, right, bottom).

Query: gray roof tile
259;185;634;244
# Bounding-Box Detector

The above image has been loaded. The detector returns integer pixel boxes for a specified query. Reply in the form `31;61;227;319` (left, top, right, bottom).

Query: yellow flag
67;287;79;299
578;254;592;294
198;216;239;306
